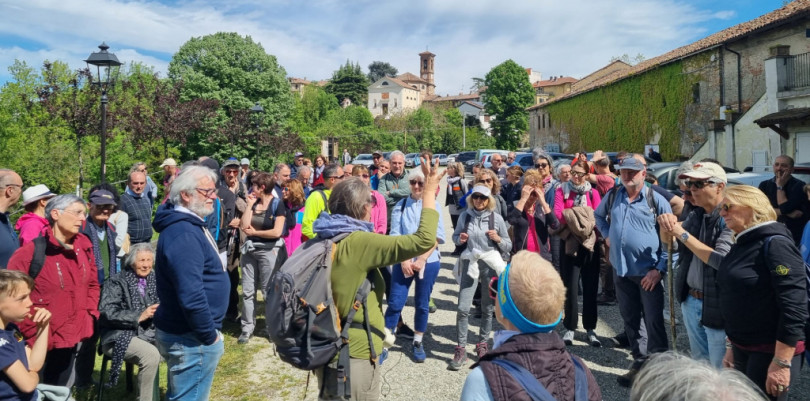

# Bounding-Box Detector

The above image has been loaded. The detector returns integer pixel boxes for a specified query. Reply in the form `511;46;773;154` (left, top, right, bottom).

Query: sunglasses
571;171;587;177
409;180;424;186
684;180;713;189
534;163;549;169
721;203;736;212
330;174;345;180
357;174;370;178
369;195;377;206
488;277;499;300
471;194;489;201
478;178;493;184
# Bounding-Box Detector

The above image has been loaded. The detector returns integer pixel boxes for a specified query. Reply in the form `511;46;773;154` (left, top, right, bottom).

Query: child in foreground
0;270;51;400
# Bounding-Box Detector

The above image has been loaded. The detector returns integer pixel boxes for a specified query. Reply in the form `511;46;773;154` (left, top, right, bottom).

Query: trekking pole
667;239;677;351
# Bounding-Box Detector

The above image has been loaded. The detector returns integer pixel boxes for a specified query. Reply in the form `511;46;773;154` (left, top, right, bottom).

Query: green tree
483;60;534;149
367;61;398;83
168;32;294;170
610;53;646;65
325;60;369;106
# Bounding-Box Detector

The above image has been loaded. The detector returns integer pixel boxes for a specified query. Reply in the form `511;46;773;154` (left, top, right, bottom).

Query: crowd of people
0;145;806;401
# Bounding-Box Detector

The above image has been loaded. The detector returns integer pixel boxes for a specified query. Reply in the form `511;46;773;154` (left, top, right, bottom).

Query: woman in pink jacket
554;159;602;348
352;165;387;234
14;185;56;245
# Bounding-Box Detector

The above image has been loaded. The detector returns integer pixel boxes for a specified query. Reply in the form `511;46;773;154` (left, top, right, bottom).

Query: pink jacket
371;191;387;234
554;187;601;227
14;213;48;246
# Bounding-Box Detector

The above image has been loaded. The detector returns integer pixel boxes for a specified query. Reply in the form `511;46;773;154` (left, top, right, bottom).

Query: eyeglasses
571;171;587;177
358;174;370;179
329;174;345;180
534;163;548;169
721;203;736;212
471;194;489;201
195;187;217;198
409;180;424;187
368;195;377;206
224;169;239;175
477;178;493;184
488;277;499;300
684;180;713;189
61;209;87;218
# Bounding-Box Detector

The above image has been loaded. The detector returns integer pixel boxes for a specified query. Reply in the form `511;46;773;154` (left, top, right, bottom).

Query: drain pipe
724;45;742;169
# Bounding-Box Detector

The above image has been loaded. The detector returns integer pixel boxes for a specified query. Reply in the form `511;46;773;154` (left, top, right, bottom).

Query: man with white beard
151;165;229;401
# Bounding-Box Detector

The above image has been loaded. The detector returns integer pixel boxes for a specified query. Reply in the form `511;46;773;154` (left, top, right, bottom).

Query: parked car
743;163;810;185
586;151;658;166
726;172;772;187
353;153;374;167
404;152;421;167
435;153;448;166
447;153;458;164
456;151;477;167
383;151;393;160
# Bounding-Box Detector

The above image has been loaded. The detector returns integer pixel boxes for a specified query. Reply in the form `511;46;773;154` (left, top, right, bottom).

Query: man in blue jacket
153;165;229;401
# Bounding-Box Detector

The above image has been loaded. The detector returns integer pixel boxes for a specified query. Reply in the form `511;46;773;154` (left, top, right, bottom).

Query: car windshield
355;155;372;160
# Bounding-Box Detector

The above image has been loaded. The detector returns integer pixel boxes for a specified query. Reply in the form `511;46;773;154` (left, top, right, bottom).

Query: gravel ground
262;172;810;401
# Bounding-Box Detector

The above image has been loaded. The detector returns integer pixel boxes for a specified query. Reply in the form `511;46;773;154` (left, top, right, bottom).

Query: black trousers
43;346;78;387
732;346;802;401
614;271;668;361
227;267;240;318
560;240;599;331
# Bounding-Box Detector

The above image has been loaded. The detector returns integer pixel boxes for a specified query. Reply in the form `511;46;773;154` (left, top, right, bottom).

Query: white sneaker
562;330;575;345
587;330;601;347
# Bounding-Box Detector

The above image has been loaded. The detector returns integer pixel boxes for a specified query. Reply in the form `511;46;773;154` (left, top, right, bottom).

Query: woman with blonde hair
446;162;468;230
507;169;558;260
718;185;807;400
473;169;508;220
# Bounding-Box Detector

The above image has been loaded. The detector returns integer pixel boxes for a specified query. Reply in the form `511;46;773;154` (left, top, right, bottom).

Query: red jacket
7;227;100;349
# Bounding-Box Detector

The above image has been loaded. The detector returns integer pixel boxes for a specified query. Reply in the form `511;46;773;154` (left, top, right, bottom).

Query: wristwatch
777;186;784;190
679;232;690;242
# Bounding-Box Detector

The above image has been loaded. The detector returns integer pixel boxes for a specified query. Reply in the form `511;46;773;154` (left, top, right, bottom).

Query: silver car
353;153;374;167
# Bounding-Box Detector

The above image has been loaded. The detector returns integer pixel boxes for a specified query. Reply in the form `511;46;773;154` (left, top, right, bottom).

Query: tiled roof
419;51;436;56
459;100;484;109
288;77;311;85
397;72;431;85
528;1;810;111
426;92;481;102
533;77;578;87
370;76;419;90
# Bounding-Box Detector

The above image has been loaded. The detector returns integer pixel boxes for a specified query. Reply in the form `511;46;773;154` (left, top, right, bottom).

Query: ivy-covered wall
540;61;702;160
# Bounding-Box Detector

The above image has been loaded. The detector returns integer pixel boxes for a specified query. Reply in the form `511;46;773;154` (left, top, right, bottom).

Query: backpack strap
605;186;619;224
336;271;375;399
316;190;330;214
214;197;222;241
400;198;408;215
29;236;48;280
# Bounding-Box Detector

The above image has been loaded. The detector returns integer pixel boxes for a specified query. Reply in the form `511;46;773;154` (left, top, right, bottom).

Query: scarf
563;181;592;207
107;269;158;387
541;175;553;194
311;211;374;239
315;165;325;178
85;220;117;281
447;176;461;195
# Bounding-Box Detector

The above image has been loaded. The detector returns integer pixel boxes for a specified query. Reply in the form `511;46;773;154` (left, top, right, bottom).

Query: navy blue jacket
152;202;228;345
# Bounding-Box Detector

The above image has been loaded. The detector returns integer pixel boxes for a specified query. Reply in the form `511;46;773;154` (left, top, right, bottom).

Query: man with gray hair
378;150;411;213
296;165;312;196
119;170;153;245
0;169;22;267
152;166;229;400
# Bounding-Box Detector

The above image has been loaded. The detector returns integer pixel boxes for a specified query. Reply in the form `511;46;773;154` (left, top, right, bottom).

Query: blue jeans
156;329;224;401
681;295;726;368
384;261;441;333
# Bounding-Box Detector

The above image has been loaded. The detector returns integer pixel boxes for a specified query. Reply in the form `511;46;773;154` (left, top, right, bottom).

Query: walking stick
667;239;677;351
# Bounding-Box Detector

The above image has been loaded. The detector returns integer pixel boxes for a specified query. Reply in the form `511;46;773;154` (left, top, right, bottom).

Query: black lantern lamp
85;42;122;183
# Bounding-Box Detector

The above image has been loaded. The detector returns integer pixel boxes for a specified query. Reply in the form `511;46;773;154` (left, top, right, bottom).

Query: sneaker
378;348;389;366
237;332;251;344
448;346;467;371
617;365;640;387
474;341;488;360
596;293;617;305
383;327;396;348
429;298;437;314
587;330;601;347
562;330;575;345
396;323;415;339
413;341;426;363
610;332;630;349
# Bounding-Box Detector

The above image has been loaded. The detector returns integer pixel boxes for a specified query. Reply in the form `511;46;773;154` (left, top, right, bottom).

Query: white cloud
0;0;754;96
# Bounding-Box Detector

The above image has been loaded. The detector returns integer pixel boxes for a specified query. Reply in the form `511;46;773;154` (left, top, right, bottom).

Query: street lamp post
250;102;264;167
85;42;122;183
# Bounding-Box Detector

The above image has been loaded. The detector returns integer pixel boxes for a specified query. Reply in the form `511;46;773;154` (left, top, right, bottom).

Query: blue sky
0;0;792;96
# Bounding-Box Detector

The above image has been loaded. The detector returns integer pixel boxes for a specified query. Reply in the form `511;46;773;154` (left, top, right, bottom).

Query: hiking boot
587;330;601;347
429;298;437;314
596;293;617;305
448;346;467;371
396;324;415;339
617;365;640;387
378;348;389;366
562;330;575;346
474;341;489;360
237;332;251;344
610;332;630;349
413;342;426;363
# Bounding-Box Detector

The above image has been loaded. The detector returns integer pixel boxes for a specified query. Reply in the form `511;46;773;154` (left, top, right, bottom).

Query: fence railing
785;52;810;90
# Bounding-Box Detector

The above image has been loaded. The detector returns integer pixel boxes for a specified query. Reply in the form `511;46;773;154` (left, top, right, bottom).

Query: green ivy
544;61;698;160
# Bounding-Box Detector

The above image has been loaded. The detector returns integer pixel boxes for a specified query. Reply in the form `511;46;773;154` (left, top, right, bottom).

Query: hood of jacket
14;213;48;231
152;202;206;233
312;212;373;239
735;221;791;246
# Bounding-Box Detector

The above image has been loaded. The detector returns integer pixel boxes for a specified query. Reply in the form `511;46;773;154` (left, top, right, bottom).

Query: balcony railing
785;52;810;90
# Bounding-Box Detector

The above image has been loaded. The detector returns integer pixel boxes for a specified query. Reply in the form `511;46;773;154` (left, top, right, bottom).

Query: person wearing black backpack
461;250;602;401
310;158;443;400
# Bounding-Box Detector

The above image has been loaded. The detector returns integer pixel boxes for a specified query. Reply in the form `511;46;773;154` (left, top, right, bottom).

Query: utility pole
404;128;408;153
462;114;467;150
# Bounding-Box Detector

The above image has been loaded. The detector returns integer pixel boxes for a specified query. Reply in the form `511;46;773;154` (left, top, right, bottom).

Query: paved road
262;173;810;400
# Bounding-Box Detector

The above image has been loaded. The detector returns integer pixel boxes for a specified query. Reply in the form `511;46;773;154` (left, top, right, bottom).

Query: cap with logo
160;158;177;168
678;162;727;184
88;189;117;206
471;185;492;198
222;158;241;168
